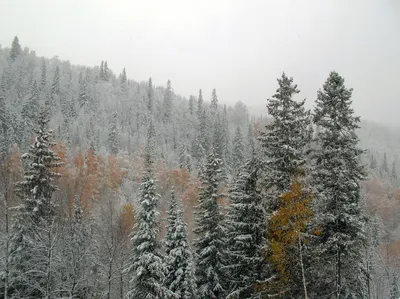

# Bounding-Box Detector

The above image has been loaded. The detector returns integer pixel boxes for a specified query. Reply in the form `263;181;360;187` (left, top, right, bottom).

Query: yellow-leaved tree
268;179;312;298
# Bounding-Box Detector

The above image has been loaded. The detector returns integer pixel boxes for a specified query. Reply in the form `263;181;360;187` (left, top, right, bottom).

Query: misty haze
0;1;399;298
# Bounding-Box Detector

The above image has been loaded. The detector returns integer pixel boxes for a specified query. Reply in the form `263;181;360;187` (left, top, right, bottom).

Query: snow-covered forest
0;36;399;298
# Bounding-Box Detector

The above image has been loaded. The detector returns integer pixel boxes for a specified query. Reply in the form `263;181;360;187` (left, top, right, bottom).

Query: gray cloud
1;0;399;124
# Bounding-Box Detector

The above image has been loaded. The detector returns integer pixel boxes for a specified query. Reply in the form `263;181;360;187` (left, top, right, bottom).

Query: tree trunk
298;234;308;299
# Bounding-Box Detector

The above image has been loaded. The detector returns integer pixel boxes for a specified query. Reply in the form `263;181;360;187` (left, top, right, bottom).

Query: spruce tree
392;160;397;181
99;61;104;81
210;88;218;115
9;108;62;298
311;71;366;298
258;72;312;210
194;146;226;299
231;126;245;172
126;123;172;299
165;189;198;299
108;112;119;155
164;80;173;124
224;156;267;298
104;60;109;81
179;144;186;169
381;152;389;176
40;57;47;91
197;89;203;119
121;67;127;85
246;123;255;159
51;66;60;95
10;36;22;62
148;77;153;113
188;95;195;115
390;274;400;299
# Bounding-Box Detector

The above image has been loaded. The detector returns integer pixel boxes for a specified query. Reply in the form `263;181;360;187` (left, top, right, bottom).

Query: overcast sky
0;0;399;125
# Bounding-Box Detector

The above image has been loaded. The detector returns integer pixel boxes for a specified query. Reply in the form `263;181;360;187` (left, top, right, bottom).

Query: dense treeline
0;36;399;298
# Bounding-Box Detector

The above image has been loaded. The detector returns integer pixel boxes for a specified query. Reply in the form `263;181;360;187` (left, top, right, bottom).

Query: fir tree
165;189;198;299
108;111;119;155
197;89;203;119
179;144;186;169
10;36;22;62
51;66;60;95
311;71;366;298
258;72;312;210
392;160;397;180
194;146;226;299
164;80;173;124
222;105;231;168
121;67;127;85
148;77;153;113
381;152;389;176
9;108;62;298
231;126;245;172
210;88;218;115
99;60;104;81
126;123;172;299
40;57;47;91
369;153;377;170
390;274;400;299
189;95;195;115
78;70;89;108
224;156;267;299
104;60;109;81
22;80;39;126
246;123;255;158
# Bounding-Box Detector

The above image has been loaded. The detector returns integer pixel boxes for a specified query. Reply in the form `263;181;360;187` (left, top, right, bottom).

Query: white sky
0;0;399;124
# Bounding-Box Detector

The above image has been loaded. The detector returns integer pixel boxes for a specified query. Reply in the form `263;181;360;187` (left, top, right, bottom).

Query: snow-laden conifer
194;146;226;299
165;189;198;299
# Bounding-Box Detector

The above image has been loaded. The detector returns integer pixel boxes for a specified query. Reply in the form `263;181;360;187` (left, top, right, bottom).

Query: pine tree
210;88;218;115
51;66;60;95
9;108;62;298
194;146;226;299
246;123;255;159
108;112;119;155
164;80;173;124
104;60;109;81
126;123;172;299
381;152;389;176
179;144;186;169
189;95;195;115
165;189;198;299
311;71;366;298
197;89;203;119
10;36;22;62
99;61;104;81
40;57;47;91
258;72;312;211
121;67;127;85
231;126;245;172
392;160;397;180
148;77;153;113
390;274;400;299
224;156;267;299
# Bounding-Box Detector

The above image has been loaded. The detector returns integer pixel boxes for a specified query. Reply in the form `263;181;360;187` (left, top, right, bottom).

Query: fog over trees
0;37;399;298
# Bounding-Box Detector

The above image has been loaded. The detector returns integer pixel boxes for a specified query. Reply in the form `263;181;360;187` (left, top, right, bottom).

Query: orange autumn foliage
268;180;312;282
104;155;128;191
120;203;135;235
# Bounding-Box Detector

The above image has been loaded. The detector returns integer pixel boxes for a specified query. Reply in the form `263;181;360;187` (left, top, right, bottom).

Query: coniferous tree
164;80;173;124
104;60;109;81
121;67;127;85
188;95;195;115
311;71;366;298
51;66;60;95
369;153;377;170
222;105;231;168
179;144;186;169
147;77;153;113
10;36;22;62
99;61;104;81
126;123;172;299
246;123;255;158
224;156;267;299
381;152;389;176
78;71;88;108
210;89;218;116
390;274;400;299
9;108;62;298
165;189;198;299
40;57;47;91
194;146;226;299
197;89;203;119
258;72;312;211
108;112;119;155
392;160;397;181
231;126;245;172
